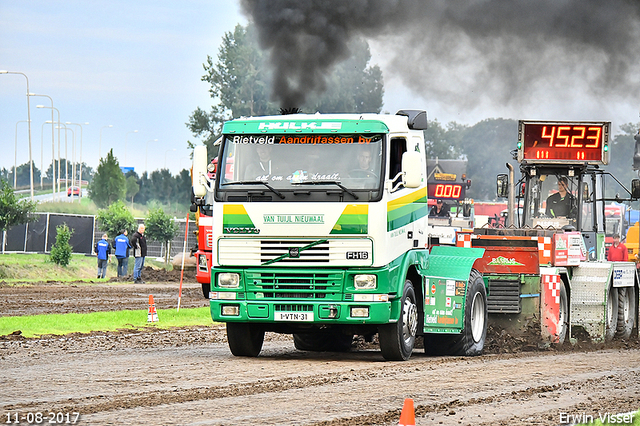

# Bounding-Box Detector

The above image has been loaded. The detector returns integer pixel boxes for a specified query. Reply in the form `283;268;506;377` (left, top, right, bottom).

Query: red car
67;186;80;197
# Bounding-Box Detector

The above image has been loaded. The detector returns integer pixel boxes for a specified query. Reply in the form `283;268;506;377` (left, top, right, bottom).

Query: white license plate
274;311;314;322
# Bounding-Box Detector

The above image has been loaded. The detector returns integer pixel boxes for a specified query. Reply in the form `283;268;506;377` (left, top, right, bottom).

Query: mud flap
541;273;562;343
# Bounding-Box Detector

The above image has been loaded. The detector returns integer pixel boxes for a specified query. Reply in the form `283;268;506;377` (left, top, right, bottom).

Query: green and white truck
191;110;486;360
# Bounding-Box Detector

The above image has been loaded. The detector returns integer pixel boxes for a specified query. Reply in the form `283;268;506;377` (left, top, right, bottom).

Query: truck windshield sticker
219;134;384;192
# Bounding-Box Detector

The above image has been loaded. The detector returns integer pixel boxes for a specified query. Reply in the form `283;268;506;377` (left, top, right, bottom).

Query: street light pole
31;94;55;194
55;124;72;195
125;130;138;167
1;70;34;200
40;105;62;200
67;122;88;199
146;139;158;173
99;124;113;159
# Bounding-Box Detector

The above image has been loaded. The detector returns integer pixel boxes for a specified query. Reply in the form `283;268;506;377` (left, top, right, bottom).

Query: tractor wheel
556;283;569;344
615;286;636;340
605;283;619;342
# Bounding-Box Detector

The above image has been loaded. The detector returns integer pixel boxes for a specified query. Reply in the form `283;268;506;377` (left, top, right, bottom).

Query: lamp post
145;139;158;173
31;94;55;193
39;105;62;199
125;130;138;166
99;124;113;159
1;70;34;200
165;148;176;169
67;122;88;199
55;124;72;195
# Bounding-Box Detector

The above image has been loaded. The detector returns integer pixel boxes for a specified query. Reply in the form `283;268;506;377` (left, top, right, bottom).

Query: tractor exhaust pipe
506;163;515;227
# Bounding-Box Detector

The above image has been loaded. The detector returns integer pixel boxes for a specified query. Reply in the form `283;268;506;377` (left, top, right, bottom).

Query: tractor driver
545;176;576;218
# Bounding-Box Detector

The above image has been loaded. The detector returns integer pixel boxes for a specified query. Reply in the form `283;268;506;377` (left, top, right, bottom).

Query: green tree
0;179;37;232
424;119;466;160
88;149;126;208
608;122;640;188
125;175;140;207
149;169;177;205
96;200;136;238
9;162;41;188
145;207;179;264
49;224;73;267
458;118;518;200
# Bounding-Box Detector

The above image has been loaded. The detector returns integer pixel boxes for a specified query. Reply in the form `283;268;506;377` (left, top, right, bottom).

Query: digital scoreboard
517;121;609;165
427;182;465;200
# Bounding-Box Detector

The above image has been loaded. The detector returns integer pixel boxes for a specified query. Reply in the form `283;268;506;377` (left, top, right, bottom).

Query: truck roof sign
517;120;610;165
223;116;390;134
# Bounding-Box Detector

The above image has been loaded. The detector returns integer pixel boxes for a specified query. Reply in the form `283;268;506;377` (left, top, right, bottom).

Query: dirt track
1;272;639;425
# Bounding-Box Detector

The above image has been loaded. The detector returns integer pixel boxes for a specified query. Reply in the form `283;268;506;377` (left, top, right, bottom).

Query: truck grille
245;271;343;300
218;238;373;266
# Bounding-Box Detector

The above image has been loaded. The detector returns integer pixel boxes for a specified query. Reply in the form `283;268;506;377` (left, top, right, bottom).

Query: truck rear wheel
425;269;487;356
605;283;619;342
615;286;636;340
293;332;353;352
378;279;418;361
226;323;265;357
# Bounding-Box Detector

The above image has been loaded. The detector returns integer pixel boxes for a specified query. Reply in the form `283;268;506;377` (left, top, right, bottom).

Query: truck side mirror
496;174;508;198
401;151;422;188
193;145;208;197
632;179;640;199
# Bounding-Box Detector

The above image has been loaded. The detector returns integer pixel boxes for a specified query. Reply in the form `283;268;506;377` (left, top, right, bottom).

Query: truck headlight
198;254;208;272
218;272;240;288
354;274;377;290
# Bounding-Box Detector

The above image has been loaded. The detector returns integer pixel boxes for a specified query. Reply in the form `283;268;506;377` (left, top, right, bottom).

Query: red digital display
519;122;608;164
428;183;465;200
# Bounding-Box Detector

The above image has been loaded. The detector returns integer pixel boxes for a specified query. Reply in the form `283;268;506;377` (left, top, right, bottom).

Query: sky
2;1;640;178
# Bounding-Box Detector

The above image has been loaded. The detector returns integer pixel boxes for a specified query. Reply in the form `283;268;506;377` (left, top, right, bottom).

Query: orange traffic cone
147;294;159;322
398;398;415;426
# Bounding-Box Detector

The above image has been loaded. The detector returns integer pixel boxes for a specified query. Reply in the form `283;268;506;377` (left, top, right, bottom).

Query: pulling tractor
458;121;639;344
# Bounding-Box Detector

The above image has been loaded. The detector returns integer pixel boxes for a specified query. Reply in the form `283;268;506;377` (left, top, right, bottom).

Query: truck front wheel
378;279;418;361
226;323;265;357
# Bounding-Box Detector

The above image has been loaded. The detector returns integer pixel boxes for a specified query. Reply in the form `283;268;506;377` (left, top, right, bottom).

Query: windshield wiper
297;180;358;200
222;181;285;199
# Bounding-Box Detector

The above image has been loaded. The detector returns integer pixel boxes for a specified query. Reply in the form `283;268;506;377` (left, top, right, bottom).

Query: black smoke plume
241;0;640;115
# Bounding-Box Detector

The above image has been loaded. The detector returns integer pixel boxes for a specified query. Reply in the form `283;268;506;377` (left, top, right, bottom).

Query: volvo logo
289;247;300;258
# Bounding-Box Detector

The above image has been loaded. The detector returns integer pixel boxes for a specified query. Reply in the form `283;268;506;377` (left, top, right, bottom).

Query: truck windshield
217;133;384;194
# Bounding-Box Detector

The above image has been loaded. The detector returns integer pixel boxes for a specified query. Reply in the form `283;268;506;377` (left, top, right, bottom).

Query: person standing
95;233;111;279
130;223;147;283
113;229;132;278
607;234;629;261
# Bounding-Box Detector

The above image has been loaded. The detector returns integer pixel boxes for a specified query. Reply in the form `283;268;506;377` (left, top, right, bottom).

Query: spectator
130;224;147;283
95;233;111;279
113;229;132;278
607;234;629;261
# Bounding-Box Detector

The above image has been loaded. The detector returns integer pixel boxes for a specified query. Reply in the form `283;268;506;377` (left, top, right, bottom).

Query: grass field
0;307;213;338
0;252;170;282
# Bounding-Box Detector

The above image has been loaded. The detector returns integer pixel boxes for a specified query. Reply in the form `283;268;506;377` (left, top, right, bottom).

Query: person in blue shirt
95;233;111;279
113;229;132;278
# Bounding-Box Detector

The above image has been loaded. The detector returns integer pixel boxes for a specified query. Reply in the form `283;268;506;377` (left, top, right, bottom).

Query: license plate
274;311;314;322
